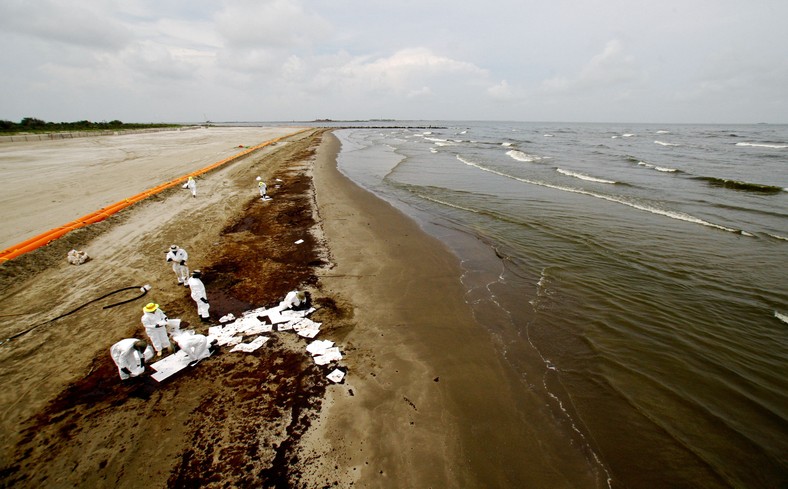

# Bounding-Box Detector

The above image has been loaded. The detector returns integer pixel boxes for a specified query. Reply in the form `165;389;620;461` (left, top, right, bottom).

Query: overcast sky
1;0;786;124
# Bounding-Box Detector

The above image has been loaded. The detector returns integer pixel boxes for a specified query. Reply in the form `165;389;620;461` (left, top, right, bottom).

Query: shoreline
309;132;583;487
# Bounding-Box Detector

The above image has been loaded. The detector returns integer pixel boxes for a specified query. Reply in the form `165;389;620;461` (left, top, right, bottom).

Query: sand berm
0;127;537;488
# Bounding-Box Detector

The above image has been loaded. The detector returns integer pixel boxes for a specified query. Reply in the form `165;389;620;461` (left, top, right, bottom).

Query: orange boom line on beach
0;130;309;264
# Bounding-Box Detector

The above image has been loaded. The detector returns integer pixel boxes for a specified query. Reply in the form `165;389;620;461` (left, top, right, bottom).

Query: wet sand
0;128;560;487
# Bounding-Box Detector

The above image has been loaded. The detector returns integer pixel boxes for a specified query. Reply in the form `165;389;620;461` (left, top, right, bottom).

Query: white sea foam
656;130;670;134
557;168;617;184
638;161;678;172
502;142;512;147
429;148;438;154
775;311;788;324
735;142;788;149
456;155;750;236
655;140;679;147
543;134;554;137
623;133;635;138
506;150;543;162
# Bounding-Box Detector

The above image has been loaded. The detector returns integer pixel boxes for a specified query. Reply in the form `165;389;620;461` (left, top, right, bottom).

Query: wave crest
696;176;785;194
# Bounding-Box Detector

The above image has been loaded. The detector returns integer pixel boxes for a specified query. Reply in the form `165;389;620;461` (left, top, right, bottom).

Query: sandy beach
0;127;553;488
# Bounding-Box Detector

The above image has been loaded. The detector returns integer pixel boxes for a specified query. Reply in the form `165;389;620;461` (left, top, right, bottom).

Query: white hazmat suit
172;330;212;363
187;176;197;197
141;306;173;355
110;338;154;380
278;290;306;310
187;274;210;321
166;245;189;285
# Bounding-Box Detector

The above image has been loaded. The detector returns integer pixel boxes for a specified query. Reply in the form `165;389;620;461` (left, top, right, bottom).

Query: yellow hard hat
143;303;158;313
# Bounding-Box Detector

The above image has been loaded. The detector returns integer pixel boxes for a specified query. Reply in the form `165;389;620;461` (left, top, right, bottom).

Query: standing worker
186;176;197;197
187;270;210;322
166;244;189;286
141;303;173;357
257;176;268;200
110;338;153;380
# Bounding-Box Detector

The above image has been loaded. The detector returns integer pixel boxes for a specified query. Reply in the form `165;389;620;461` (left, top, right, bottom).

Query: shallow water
332;122;788;488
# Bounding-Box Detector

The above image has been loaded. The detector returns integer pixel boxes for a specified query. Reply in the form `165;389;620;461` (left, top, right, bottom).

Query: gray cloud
1;0;786;123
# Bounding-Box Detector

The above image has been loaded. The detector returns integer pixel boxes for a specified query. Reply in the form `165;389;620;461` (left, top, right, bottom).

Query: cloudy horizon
1;0;786;124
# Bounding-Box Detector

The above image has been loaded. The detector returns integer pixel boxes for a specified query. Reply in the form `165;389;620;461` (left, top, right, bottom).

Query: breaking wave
637;161;680;173
736;142;788;149
506;150;544;162
775;311;788;324
655;140;679;147
695;177;786;194
456;155;751;236
556;168;617;184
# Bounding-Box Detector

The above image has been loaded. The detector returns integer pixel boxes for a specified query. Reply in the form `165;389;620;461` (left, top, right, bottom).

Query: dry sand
0;127;545;488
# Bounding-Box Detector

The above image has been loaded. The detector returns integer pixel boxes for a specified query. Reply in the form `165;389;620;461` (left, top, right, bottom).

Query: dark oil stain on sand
0;143;354;489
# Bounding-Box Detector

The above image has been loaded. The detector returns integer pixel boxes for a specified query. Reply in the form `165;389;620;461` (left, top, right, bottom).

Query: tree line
0;117;179;133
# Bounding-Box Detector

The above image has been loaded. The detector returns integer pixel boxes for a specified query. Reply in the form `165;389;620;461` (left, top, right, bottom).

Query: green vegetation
0;117;180;134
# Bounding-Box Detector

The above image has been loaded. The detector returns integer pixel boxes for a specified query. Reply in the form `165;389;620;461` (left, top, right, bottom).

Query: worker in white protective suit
110;338;154;380
186;176;197;197
166;244;189;285
256;176;268;200
141;303;173;356
278;290;307;310
171;330;215;364
187;270;210;322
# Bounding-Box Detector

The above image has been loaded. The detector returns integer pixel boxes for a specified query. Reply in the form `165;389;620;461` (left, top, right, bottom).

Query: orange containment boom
0;129;308;264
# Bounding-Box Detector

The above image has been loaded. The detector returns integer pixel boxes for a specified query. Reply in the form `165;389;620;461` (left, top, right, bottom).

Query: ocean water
332;122;788;488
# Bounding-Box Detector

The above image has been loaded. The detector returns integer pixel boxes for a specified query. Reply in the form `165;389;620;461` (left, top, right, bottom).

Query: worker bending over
110;338;153;380
171;330;216;364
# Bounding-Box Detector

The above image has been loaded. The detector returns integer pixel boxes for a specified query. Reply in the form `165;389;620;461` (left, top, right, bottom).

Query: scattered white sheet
230;336;270;353
306;339;334;356
243;323;272;335
314;347;342;365
293;318;321;338
277;322;294;331
149;350;196;382
327;369;345;383
232;315;266;334
266;310;289;325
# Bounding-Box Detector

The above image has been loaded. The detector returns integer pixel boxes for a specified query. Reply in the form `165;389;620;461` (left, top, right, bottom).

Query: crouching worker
171;330;217;365
278;290;309;311
110;338;153;380
187;270;210;322
141;303;173;357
